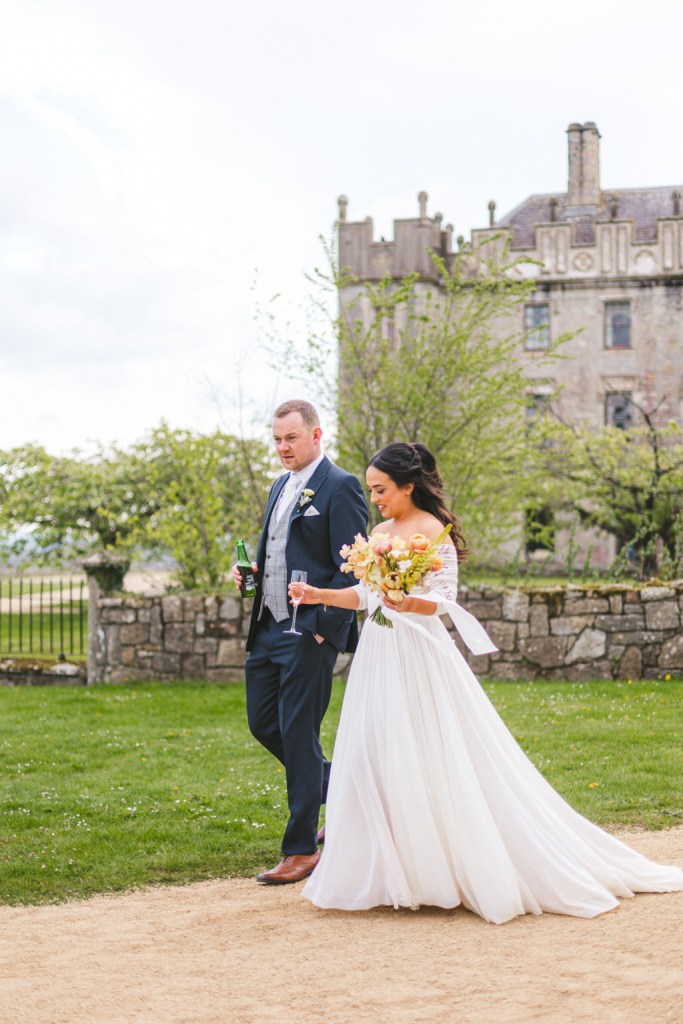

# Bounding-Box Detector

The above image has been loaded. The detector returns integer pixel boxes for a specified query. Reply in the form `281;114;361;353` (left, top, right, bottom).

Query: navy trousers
245;608;338;856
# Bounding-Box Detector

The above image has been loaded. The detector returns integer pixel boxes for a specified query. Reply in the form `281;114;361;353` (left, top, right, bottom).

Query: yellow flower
588;782;600;789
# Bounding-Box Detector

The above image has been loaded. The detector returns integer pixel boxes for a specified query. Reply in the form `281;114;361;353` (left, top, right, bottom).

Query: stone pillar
82;551;130;685
337;194;348;223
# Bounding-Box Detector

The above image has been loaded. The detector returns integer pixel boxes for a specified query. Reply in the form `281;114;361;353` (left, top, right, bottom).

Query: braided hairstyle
368;442;468;561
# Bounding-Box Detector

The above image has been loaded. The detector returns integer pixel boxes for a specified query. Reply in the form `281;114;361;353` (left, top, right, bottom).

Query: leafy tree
264;238;569;561
138;424;275;589
0;427;275;589
530;398;683;579
0;443;155;566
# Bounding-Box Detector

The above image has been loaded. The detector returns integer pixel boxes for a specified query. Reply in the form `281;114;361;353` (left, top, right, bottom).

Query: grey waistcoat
261;490;301;622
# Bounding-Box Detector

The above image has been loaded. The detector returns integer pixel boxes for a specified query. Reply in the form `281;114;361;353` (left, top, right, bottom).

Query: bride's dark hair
369;442;468;561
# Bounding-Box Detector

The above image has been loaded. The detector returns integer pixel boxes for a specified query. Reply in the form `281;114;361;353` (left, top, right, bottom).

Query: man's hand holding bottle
234;540;257;597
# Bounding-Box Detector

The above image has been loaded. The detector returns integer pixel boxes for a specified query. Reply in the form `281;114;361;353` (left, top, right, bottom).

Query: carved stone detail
572;251;593;271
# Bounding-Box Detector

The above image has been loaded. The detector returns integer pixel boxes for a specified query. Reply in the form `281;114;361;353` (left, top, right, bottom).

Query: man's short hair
273;400;320;429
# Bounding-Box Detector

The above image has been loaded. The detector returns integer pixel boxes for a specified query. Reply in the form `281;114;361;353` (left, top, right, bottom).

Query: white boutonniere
298;488;315;510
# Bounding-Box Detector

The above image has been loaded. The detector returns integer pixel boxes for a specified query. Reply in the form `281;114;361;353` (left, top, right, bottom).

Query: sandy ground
2;828;682;1024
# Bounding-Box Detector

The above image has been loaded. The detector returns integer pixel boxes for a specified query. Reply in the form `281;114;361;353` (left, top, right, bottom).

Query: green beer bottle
236;539;257;598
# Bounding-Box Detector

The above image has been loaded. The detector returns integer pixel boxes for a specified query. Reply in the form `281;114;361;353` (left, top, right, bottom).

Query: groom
234;399;367;885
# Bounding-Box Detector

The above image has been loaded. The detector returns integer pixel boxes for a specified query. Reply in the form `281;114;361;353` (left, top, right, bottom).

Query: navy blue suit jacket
247;456;368;653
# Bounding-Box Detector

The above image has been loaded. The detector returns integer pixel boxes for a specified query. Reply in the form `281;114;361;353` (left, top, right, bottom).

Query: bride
288;441;683;924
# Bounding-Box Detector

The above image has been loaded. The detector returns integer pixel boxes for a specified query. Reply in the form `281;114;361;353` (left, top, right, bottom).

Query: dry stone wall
92;593;250;684
89;583;683;684
455;582;683;681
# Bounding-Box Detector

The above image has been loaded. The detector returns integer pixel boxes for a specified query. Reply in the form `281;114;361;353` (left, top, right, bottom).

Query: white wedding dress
303;545;683;923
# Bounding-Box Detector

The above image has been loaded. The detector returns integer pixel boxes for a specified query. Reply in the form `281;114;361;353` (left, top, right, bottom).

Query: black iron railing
0;577;87;659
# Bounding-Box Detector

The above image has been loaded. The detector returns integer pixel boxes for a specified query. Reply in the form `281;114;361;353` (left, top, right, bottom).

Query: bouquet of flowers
340;524;452;627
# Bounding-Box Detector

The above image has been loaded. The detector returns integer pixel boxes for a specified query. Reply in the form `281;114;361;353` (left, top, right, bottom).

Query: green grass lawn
1;678;681;906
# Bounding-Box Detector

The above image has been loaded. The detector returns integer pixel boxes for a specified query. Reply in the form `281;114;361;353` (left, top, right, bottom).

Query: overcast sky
2;0;682;454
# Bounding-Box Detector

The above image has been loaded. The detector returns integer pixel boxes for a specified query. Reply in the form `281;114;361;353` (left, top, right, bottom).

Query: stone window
525;392;551;422
604;301;631;348
605;391;633;430
524;304;550;350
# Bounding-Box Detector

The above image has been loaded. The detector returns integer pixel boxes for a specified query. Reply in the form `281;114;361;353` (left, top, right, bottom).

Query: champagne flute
283;570;307;636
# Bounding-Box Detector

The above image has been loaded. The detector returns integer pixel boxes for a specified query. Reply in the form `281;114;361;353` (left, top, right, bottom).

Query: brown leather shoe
257;851;321;885
317;826;325;845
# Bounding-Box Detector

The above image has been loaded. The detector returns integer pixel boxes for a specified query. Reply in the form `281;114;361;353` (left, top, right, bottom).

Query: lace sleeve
421;545;498;655
421;545;459;610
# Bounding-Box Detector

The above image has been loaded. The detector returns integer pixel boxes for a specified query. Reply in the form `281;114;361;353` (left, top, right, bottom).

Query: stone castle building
336;122;683;568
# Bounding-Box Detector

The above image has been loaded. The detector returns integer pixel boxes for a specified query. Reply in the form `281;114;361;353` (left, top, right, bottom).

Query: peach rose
383;571;403;591
410;533;430;552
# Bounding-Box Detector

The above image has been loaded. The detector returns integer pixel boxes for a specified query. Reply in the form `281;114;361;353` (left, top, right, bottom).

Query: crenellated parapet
471;216;683;281
337;192;454;282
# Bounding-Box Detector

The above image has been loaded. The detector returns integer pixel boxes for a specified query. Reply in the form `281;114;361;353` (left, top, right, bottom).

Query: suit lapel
264;475;289;526
289;456;331;524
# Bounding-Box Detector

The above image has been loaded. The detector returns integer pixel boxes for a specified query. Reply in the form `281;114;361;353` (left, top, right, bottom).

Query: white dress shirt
273;451;324;522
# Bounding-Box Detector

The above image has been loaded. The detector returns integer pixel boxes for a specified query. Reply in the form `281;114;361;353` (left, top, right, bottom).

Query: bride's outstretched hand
288;582;322;605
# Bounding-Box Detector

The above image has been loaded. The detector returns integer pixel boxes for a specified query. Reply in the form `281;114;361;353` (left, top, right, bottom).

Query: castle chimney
418;191;428;219
567;123;583;205
581;122;601;205
567;121;601;207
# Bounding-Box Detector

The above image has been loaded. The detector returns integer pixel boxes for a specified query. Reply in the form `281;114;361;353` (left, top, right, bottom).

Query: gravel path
2;827;682;1024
